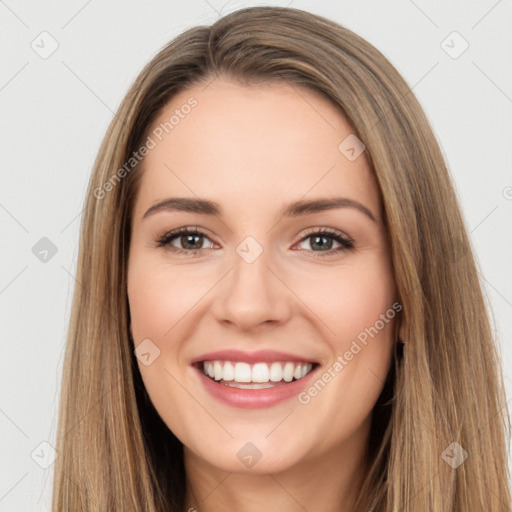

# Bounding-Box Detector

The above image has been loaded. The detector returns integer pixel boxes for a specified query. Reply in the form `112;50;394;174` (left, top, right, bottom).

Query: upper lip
190;349;318;365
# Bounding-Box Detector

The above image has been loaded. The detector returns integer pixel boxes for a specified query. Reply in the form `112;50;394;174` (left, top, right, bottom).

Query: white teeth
269;362;282;382
234;362;252;382
201;360;314;384
225;381;275;389
252;363;270;383
283;362;294;382
223;361;234;381
214;361;223;381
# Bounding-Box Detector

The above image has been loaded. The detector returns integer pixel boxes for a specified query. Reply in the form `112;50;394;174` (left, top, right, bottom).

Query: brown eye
296;228;354;257
157;227;215;255
174;233;205;250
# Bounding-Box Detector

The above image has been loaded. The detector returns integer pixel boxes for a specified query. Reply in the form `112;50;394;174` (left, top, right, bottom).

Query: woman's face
127;78;398;475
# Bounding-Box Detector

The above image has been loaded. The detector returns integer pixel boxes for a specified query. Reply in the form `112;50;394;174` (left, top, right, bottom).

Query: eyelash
156;226;355;258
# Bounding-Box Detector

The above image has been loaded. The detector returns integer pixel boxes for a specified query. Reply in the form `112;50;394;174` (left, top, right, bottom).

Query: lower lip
194;365;319;409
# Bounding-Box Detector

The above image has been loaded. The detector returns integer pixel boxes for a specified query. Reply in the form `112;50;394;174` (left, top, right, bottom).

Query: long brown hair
52;6;511;511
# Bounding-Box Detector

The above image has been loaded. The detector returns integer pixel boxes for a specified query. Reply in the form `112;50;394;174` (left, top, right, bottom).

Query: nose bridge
212;235;291;329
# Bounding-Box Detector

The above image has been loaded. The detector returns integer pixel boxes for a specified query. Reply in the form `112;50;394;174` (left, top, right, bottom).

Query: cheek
301;254;396;344
127;257;211;342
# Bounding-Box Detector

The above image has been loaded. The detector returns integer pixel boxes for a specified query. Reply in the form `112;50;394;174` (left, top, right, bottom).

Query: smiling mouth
196;360;317;389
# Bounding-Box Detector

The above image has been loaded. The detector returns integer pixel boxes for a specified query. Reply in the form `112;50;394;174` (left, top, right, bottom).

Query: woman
52;6;511;511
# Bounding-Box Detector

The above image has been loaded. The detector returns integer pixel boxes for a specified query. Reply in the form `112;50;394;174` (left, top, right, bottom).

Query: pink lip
192;362;320;409
190;349;318;365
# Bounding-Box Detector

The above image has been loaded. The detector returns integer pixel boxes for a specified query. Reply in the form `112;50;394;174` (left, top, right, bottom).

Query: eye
156;227;216;256
295;227;354;257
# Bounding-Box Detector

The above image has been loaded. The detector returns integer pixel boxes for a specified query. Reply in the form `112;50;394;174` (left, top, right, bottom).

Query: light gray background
1;0;511;510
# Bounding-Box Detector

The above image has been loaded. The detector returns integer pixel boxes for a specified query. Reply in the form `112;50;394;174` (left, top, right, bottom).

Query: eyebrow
142;196;377;223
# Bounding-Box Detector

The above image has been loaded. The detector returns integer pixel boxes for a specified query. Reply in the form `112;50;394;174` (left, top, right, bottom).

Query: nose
211;245;293;331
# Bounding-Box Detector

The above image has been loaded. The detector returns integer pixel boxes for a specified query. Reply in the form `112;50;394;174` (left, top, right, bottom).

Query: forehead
135;78;379;218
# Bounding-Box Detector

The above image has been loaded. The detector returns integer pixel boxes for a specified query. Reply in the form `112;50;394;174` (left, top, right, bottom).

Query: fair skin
127;77;398;512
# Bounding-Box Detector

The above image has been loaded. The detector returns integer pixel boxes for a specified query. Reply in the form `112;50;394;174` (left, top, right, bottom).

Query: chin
185;434;307;475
